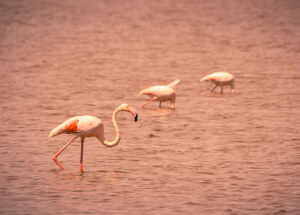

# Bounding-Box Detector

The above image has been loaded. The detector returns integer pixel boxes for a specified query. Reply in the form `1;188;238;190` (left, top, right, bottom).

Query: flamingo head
118;104;138;122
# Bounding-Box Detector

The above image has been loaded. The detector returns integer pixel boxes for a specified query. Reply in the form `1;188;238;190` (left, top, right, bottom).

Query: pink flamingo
201;72;234;94
48;104;138;172
139;79;180;109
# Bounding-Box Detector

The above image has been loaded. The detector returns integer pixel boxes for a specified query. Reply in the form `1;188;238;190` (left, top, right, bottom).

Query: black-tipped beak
134;114;138;122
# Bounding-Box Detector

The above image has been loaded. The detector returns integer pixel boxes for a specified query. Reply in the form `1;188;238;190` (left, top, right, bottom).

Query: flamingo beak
128;107;138;122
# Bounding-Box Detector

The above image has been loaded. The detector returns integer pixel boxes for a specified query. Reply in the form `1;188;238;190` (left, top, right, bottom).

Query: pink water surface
0;0;299;214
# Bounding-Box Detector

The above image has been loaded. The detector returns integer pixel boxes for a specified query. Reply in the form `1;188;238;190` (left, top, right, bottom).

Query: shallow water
0;0;299;214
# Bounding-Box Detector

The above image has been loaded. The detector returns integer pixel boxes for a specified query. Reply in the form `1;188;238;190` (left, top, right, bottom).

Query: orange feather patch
65;119;79;132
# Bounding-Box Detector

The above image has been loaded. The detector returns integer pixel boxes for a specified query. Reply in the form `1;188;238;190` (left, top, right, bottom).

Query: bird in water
139;79;181;109
201;72;234;94
48;104;138;172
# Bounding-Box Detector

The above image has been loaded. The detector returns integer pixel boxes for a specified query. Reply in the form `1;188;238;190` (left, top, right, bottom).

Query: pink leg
52;136;77;170
211;84;217;92
141;97;156;108
170;95;176;109
80;137;85;172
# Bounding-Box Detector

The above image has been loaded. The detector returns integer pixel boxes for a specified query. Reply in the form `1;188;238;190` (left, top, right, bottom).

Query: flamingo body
140;86;174;101
139;79;180;108
49;115;104;140
201;72;234;94
49;104;138;172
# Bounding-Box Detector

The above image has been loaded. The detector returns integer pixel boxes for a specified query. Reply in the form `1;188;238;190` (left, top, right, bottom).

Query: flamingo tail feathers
48;124;65;137
167;79;181;88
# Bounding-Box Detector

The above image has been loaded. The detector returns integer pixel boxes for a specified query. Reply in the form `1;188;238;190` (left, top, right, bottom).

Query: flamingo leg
52;136;77;170
170;94;176;109
231;80;235;94
80;137;85;172
170;101;175;109
159;101;162;108
211;84;217;92
141;97;156;108
221;86;223;95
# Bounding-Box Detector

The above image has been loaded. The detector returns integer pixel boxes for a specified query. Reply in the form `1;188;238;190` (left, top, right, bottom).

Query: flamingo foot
52;156;65;170
80;163;83;172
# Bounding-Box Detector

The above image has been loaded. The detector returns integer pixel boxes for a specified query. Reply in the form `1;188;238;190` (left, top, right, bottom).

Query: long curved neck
103;108;121;147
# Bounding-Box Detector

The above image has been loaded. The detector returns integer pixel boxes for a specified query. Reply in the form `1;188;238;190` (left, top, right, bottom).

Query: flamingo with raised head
48;104;138;172
201;72;234;94
139;79;180;109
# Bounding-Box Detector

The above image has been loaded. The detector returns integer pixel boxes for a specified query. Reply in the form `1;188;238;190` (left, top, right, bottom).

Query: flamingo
48;104;138;172
139;79;181;109
200;72;235;94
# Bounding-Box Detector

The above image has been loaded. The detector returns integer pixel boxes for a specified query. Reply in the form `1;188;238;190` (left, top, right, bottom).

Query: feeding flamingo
201;72;234;94
139;79;180;109
48;104;138;172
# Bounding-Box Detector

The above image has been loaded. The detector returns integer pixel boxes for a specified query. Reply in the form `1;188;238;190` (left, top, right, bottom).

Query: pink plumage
49;104;138;172
201;72;234;94
139;79;180;109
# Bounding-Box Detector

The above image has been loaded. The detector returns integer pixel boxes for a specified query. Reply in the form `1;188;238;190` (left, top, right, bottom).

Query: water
0;0;299;214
